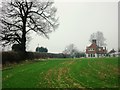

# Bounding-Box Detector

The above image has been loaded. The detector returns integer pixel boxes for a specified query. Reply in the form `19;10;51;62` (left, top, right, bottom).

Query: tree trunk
21;17;26;52
21;32;26;52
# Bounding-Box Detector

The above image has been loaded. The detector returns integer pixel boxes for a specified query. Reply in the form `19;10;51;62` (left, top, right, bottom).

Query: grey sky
27;1;118;53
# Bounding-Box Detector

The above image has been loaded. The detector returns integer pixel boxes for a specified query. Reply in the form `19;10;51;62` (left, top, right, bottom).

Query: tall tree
0;0;59;52
89;31;106;47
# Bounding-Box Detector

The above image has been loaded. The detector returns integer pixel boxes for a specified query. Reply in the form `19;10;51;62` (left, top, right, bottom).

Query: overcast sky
27;0;118;53
1;0;118;53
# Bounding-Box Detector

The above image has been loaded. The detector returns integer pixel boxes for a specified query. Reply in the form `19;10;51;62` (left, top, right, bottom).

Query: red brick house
86;40;107;58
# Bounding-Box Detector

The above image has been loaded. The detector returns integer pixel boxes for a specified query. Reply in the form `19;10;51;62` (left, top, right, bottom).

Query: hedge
1;51;70;65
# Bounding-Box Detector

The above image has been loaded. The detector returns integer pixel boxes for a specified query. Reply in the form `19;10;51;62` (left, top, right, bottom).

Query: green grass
2;57;119;88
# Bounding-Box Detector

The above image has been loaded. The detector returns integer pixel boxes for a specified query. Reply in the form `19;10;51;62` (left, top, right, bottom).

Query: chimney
92;39;96;44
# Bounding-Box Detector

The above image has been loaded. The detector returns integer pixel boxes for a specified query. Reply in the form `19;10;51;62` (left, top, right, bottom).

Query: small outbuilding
109;49;120;57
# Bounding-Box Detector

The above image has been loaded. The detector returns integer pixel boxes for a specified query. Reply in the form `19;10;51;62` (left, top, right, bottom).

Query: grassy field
2;57;119;88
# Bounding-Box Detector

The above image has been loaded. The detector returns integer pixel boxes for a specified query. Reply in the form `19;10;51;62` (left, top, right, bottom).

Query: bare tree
63;44;79;58
0;0;59;52
89;31;106;47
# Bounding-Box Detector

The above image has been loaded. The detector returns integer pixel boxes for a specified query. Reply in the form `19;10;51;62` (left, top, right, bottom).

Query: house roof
109;49;116;54
86;42;107;54
87;43;97;48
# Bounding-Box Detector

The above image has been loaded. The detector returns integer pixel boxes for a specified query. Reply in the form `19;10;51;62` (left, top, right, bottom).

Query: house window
88;48;95;51
93;54;95;57
88;54;90;57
